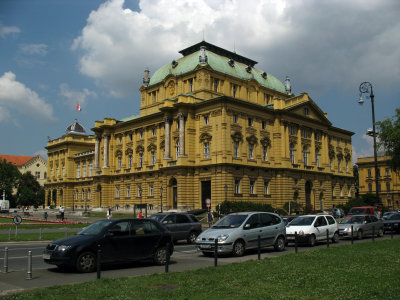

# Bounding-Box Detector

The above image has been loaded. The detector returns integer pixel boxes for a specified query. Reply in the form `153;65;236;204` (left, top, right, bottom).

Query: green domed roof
148;43;286;94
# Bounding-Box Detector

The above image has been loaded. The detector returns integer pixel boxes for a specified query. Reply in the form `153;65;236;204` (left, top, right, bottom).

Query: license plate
43;253;51;260
200;244;211;249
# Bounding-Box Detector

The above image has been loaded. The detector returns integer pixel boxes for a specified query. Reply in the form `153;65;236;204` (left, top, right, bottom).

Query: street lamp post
160;187;163;213
359;82;380;203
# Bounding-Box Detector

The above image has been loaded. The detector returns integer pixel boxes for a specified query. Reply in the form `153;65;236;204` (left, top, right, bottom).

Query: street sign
13;215;22;225
205;198;211;208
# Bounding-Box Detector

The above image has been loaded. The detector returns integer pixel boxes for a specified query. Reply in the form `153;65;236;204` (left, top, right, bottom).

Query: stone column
103;134;110;168
94;136;101;169
164;117;171;159
178;113;185;157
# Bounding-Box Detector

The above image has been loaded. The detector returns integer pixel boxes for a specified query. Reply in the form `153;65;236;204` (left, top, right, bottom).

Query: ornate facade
357;156;400;209
45;41;354;212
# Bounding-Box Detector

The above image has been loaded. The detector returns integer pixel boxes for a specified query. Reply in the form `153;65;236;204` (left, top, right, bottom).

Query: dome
66;119;86;135
148;42;286;94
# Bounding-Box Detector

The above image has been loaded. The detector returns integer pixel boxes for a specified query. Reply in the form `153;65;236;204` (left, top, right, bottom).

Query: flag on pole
76;103;81;111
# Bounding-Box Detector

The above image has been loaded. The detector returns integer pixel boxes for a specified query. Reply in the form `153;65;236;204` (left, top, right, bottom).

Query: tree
376;108;400;173
0;158;21;207
16;171;44;207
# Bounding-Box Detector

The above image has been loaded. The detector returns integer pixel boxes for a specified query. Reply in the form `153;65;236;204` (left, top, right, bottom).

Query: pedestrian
43;211;48;221
207;210;214;227
59;206;65;221
107;207;112;220
138;211;143;219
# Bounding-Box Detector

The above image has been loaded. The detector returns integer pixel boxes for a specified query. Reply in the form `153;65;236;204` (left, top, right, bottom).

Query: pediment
284;96;332;126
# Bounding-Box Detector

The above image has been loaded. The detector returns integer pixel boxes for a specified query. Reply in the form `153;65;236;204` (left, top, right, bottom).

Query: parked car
382;212;400;233
43;218;174;272
149;212;202;244
285;214;339;246
382;211;397;220
195;212;286;257
282;215;298;225
327;208;345;218
346;206;375;217
338;215;383;239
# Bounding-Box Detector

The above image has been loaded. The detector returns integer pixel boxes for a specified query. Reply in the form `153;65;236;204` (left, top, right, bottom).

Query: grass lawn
2;239;400;300
0;231;80;242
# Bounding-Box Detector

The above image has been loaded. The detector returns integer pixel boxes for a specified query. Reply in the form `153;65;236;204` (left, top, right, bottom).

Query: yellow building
357;156;400;209
45;41;354;212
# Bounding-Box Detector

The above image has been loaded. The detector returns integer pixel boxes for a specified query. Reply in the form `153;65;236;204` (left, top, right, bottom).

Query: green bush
218;201;274;215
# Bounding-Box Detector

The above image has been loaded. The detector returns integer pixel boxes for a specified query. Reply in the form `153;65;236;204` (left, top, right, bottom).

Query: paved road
1;234;399;296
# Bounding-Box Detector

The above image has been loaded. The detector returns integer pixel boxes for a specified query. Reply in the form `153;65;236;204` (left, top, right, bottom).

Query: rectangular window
315;132;320;141
116;187;120;198
249;144;254;160
264;181;269;195
262;120;266;129
83;162;87;177
189;78;193;92
386;182;390;192
346;160;349;172
204;142;210;158
138;186;142;197
289;126;295;135
152;151;156;166
234;141;239;158
315;149;320;167
149;184;154;196
248;118;253;127
233;114;238;123
129;155;133;169
140;131;143;139
118;157;122;170
235;179;240;194
330;158;333;170
204;115;209;125
77;164;81;178
337;158;341;171
303;147;308;167
233;84;237;98
250;180;255;195
368;169;371;177
129;134;133;141
214;79;219;92
119;136;122;144
302;129;308;138
126;185;130;197
263;146;268;161
35;171;40;179
139;153;143;168
376;168;380;177
264;93;271;104
290;144;295;164
89;161;93;176
152;128;156;136
152;91;157;103
385;168;390;176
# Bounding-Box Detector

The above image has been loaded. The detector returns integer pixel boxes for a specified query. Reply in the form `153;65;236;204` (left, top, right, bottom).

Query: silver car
195;212;286;257
338;215;383;239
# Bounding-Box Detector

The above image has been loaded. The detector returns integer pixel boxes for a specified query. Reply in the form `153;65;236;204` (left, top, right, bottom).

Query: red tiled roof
0;154;35;167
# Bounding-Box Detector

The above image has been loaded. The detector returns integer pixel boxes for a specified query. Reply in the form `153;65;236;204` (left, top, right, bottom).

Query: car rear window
326;216;336;225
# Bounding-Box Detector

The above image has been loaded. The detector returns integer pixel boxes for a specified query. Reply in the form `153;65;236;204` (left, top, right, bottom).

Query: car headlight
57;245;71;252
298;230;304;236
195;236;201;243
217;234;229;242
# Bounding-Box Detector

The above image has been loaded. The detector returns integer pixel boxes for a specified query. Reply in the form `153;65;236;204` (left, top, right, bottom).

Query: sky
0;0;399;163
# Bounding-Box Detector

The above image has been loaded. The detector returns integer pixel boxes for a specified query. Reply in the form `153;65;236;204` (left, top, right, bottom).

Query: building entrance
201;180;211;209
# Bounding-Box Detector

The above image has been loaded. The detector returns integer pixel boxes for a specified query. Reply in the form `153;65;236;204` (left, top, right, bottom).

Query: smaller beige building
0;154;48;186
357;156;400;209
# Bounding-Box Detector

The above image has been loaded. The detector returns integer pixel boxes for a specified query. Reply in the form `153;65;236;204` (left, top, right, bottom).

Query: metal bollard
257;235;261;260
214;239;218;267
165;247;170;273
326;229;330;248
351;226;354;244
3;247;8;273
372;226;375;242
26;251;32;280
294;232;298;254
96;246;102;280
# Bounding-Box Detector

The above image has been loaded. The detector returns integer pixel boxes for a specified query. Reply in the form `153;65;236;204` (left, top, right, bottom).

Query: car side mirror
162;220;168;224
244;223;251;229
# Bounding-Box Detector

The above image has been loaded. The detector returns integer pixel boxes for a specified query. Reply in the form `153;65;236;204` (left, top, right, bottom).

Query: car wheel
332;232;339;243
357;230;363;240
187;231;198;244
153;246;168;265
75;252;96;273
378;228;384;237
308;234;316;247
232;240;245;257
274;236;285;252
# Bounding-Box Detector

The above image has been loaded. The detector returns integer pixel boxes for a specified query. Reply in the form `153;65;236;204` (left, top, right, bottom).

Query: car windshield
212;214;248;228
340;216;364;224
289;216;315;226
78;220;113;235
149;214;166;222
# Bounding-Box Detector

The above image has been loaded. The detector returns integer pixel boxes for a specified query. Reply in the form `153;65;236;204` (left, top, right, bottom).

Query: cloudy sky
0;0;399;162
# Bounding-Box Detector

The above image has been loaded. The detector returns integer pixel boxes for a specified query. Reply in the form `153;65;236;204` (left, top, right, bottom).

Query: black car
383;213;400;233
149;212;202;244
43;218;174;272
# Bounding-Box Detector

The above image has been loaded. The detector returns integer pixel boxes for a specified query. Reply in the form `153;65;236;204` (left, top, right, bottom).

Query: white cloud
59;83;98;110
0;23;20;38
72;0;400;99
19;44;48;56
0;71;57;124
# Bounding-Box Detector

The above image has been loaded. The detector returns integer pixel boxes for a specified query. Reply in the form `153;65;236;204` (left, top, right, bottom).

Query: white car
196;212;286;256
285;214;339;246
